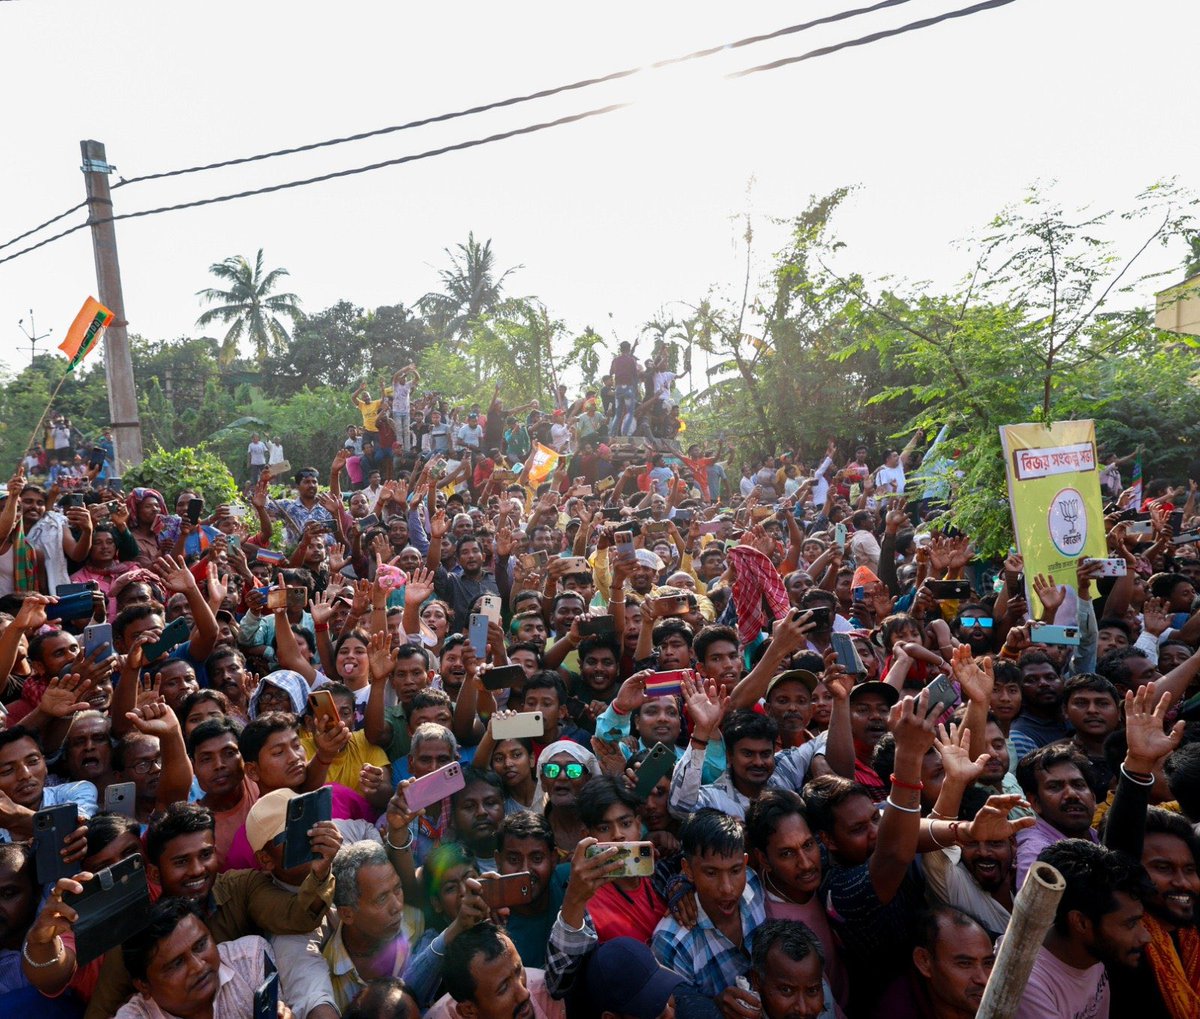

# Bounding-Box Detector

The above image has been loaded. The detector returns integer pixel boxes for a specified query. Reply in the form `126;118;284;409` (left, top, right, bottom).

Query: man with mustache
115;897;291;1019
1014;745;1098;887
430;921;564;1019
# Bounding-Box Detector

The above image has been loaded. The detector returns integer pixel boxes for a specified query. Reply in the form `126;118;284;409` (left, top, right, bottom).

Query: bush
124;445;240;507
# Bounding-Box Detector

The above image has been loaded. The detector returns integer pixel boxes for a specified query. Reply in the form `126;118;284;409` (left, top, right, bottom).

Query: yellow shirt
299;731;389;797
355;395;382;431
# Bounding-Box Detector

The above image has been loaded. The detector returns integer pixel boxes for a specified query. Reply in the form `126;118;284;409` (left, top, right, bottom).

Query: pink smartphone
404;761;466;812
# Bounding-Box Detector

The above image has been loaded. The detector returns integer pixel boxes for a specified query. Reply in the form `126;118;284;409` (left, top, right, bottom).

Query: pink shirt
425;969;563;1019
221;783;372;871
765;887;849;1012
1014;947;1108;1019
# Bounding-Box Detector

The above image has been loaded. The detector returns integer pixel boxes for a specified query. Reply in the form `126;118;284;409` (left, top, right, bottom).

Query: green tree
124;446;239;506
418;233;521;345
196;248;302;366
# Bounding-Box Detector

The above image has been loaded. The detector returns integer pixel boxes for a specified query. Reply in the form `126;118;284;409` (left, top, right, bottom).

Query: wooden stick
976;861;1066;1019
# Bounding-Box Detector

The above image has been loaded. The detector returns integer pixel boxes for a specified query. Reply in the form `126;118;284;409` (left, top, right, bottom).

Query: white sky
1;0;1197;381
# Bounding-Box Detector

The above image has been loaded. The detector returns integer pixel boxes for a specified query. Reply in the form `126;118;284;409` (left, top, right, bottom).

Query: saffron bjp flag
526;443;559;484
999;420;1106;615
58;297;114;372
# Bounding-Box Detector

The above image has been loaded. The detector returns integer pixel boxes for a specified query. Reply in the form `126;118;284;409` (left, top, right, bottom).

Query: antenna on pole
17;310;52;365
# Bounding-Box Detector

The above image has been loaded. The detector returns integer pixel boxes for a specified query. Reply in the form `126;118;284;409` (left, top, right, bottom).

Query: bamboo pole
976;861;1066;1019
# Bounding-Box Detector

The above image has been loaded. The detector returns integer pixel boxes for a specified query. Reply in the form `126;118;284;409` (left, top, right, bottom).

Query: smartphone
1169;510;1184;534
225;505;247;519
584;841;655;878
468;613;490;657
806;606;831;630
614;531;634;557
482;664;526;692
478;871;535;909
282;786;333;870
596;477;616;493
186;498;204;525
634;742;676;799
491;711;544;740
143;617;191;661
698;521;723;535
55;581;96;597
601;507;623;522
833;522;847;550
561;556;590;574
574;485;593;496
33;804;77;885
358;513;380;530
60;493;84;510
265;586;289;611
99;779;137;817
652;594;689;617
1030;623;1081;647
519;551;549;572
852;586;865;603
480;594;502;625
751;507;773;521
578;615;616;637
645;669;690;698
830;632;866;676
1082;557;1128;578
1127;520;1154;537
926;579;972;600
83;622;113;663
62;855;151;965
643;521;670;537
923;674;959;717
253;968;279;1019
1005;568;1024;598
1172;530;1200;546
256;548;288;567
404;761;466;812
309;690;340;731
673;510;694;527
46;590;97;621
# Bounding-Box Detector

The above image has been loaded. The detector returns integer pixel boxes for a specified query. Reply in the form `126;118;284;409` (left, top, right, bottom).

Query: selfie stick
975;861;1065;1019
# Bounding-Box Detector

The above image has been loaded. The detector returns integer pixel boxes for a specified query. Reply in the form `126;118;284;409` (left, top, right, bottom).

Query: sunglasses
541;762;585;780
960;617;993;628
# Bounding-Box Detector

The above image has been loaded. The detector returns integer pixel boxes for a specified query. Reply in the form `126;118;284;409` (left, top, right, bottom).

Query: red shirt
587;877;667;945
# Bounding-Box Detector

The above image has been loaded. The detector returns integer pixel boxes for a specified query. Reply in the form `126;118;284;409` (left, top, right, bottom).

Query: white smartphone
1083;557;1127;578
480;595;502;625
491;711;544;740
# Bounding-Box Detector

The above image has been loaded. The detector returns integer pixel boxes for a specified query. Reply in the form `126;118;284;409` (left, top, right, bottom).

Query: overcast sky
2;0;1197;382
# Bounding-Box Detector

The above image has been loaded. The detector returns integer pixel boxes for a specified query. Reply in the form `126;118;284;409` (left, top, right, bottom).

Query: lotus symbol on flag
1048;488;1087;556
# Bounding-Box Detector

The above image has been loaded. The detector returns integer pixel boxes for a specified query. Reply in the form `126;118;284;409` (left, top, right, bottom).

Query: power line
0;0;920;252
110;0;920;191
0;0;1022;269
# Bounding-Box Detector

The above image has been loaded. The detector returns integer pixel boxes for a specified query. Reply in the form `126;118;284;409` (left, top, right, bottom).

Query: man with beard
366;644;436;763
277;467;334;544
0;726;97;841
874;906;994;1019
431;921;564;1019
452;769;505;874
1017;839;1151;1019
427;517;500;633
1099;682;1198;1018
746;791;848;1011
1015;745;1099;887
5;484;93;594
1009;652;1069;761
953;609;996;657
763;668;816;750
566;634;621;731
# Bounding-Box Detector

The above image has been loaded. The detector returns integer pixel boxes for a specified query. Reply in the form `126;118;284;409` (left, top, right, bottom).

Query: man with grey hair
394;722;459;865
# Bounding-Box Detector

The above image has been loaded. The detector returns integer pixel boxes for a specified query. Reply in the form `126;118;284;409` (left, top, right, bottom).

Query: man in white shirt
549;411;571;453
391;365;420;452
268;436;285;466
455;412;484;453
246;434;269;483
847;510;881;572
873;448;906;496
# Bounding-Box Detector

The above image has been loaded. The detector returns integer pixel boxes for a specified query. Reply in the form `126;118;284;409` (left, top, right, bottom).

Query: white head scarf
531;739;600;811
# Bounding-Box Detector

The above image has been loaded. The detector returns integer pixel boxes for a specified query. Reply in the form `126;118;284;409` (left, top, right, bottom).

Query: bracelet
611;703;629;716
885;796;921;814
998;646;1019;661
949;821;965;843
22;935;63;968
889;774;924;792
927;823;949;850
314;622;330;633
385;828;414;852
1119;763;1156;787
928;809;954;821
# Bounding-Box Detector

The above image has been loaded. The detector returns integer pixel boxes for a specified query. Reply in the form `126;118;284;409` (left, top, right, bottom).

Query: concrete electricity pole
80;139;143;473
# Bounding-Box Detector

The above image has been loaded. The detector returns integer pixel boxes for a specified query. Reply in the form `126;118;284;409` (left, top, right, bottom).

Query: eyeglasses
129;756;163;775
960;617;993;628
542;762;585;780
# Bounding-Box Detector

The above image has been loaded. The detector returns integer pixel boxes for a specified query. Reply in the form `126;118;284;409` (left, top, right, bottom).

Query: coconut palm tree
419;233;521;345
196;249;302;365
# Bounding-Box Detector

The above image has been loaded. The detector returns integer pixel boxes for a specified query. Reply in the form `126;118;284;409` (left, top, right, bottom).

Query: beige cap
245;788;298;852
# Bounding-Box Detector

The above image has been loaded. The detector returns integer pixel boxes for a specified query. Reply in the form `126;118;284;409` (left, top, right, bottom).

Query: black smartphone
673;510;695;527
578;615;616;637
924;674;959;717
55;582;97;597
283;786;332;870
482;664;526;691
186;498;204;524
59;493;84;510
830;632;866;676
253;968;279;1019
62;854;151;964
358;513;380;530
33;804;77;885
806;606;831;629
142;616;191;661
634;742;676;799
601;507;623;522
926;579;972;600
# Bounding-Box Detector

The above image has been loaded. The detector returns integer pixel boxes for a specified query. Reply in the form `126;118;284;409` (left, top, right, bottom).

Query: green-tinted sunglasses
542;762;585;780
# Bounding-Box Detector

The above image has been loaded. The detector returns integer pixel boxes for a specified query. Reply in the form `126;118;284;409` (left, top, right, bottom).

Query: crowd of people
0;354;1196;1019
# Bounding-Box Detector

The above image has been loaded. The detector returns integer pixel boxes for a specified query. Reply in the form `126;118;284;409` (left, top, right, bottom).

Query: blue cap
582;937;684;1019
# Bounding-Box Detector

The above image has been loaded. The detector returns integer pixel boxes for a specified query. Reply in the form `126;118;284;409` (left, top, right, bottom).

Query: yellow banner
526;443;559;484
1000;420;1106;612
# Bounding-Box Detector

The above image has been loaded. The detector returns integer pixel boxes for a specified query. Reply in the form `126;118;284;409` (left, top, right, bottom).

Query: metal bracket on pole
80;159;116;174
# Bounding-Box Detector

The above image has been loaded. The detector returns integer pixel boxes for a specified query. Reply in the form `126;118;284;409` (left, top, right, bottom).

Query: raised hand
404;566;436;606
611;670;650;715
1141;596;1170;638
206;562;228;607
1123;683;1184;775
950;646;994;705
681;671;727;742
13;593;54;632
327;542;349;575
309;589;336;628
962;794;1037;842
386;778;424;835
368;630;398;684
313;714;351;764
885;497;909;532
591;737;630;780
495;526;515;559
1032;573;1065;617
934;721;989;787
307;820;344;883
125;699;182;739
889;689;938;757
153;554;198;594
38;673;95;718
429;510;449;539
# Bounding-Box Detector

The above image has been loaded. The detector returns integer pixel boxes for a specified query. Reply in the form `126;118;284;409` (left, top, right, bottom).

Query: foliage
196;248;302;365
124;445;239;506
419;232;522;346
